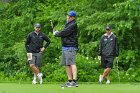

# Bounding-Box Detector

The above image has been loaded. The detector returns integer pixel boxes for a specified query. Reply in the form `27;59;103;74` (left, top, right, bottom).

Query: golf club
116;59;120;83
50;20;54;32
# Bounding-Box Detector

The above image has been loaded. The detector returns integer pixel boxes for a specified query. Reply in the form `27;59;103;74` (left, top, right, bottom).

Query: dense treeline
0;0;140;82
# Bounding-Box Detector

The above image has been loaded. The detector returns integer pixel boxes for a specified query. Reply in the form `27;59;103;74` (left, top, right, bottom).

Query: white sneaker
38;73;43;84
32;80;37;84
99;75;103;84
106;80;110;84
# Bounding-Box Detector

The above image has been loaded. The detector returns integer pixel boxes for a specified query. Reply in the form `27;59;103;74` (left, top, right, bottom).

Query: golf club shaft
50;20;54;32
117;60;120;82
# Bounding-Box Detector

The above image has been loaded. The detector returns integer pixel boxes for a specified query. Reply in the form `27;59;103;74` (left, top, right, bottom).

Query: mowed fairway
0;83;140;93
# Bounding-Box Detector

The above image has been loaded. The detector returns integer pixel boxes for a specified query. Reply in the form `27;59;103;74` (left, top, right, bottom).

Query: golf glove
53;31;59;35
116;57;118;60
40;47;45;52
98;56;101;60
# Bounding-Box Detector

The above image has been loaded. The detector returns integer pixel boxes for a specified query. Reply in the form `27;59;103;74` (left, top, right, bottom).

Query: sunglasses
106;29;111;31
36;27;41;28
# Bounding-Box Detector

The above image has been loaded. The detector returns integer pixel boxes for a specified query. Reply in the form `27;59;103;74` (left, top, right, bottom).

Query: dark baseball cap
106;26;112;30
34;23;41;28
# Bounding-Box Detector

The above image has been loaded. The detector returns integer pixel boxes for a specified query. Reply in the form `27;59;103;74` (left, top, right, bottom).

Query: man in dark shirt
98;25;119;84
53;11;78;87
25;23;50;84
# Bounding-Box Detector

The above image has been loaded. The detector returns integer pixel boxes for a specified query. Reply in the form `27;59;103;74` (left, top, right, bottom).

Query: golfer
25;23;50;84
98;25;119;84
53;11;78;87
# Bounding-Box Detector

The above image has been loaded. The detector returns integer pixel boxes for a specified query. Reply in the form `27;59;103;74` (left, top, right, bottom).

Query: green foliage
0;0;140;82
76;54;100;82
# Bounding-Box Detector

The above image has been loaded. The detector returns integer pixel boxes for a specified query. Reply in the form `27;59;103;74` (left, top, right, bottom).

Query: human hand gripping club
98;56;101;61
53;30;59;35
50;20;59;35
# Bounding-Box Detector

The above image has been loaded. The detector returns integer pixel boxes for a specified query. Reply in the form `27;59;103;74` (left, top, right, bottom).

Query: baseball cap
106;26;112;30
34;23;41;28
68;11;76;17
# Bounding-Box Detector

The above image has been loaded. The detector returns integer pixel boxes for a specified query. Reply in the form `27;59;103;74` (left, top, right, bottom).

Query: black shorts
101;56;115;68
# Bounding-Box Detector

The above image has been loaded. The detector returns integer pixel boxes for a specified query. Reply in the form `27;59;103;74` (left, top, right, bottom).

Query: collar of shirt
34;31;40;35
65;19;75;26
104;32;113;38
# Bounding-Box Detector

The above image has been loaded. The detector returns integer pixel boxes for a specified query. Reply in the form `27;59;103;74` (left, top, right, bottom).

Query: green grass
0;83;140;93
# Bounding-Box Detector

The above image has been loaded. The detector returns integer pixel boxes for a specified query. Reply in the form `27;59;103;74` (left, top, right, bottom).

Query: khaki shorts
29;52;42;67
61;48;76;66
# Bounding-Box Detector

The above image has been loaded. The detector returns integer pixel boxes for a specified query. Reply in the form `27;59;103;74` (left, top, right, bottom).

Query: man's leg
103;68;111;78
29;54;39;84
70;64;78;87
99;56;105;84
99;68;111;84
62;48;78;87
66;65;72;80
106;74;110;84
30;53;43;84
33;73;37;81
103;68;111;84
65;65;78;87
30;65;42;84
61;50;72;87
104;57;114;84
30;64;39;76
29;54;39;76
30;64;39;84
65;49;75;81
71;64;77;80
36;53;43;84
60;65;73;87
105;74;110;80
